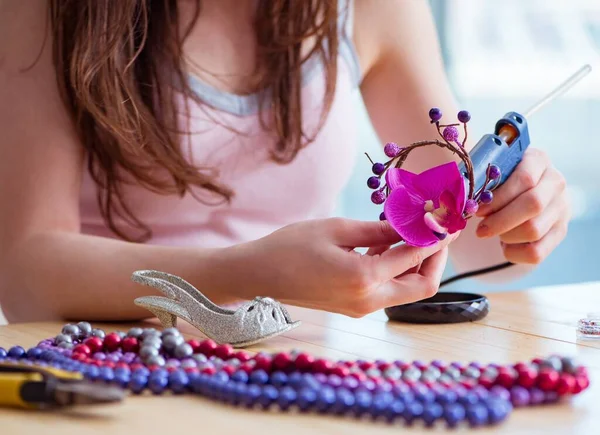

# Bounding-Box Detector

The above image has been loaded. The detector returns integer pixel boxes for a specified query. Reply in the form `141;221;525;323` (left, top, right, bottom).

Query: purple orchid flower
383;162;467;247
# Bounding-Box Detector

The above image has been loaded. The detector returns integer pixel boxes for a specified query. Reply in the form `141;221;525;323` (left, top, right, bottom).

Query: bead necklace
0;323;590;428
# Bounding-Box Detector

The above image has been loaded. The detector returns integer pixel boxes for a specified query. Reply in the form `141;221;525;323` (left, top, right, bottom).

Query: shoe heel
134;296;189;328
146;306;178;328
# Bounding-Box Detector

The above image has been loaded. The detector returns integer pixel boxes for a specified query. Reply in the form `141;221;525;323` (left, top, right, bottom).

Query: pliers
0;362;125;410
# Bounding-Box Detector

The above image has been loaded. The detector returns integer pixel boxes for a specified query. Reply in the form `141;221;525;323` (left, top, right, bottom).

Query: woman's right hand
219;218;457;317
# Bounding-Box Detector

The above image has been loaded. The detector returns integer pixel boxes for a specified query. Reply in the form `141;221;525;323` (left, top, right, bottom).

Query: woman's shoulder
351;0;435;83
0;0;49;67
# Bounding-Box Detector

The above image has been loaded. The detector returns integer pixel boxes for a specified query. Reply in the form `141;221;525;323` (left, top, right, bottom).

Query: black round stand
384;292;490;324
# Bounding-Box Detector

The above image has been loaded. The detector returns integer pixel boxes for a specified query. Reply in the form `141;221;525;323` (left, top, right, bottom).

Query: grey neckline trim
187;37;361;117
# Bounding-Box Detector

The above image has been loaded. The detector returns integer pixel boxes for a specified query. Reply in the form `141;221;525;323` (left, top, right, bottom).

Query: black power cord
439;262;515;288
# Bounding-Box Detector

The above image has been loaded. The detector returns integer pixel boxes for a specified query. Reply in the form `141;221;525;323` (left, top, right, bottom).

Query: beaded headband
365;108;500;248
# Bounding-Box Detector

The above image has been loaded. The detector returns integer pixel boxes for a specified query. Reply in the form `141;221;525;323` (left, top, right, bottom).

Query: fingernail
477;223;490;238
476;208;489;218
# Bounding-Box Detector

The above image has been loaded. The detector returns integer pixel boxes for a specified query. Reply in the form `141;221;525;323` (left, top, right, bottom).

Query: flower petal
424;212;448;234
450;176;467;212
413;162;463;205
438;190;456;213
446;213;468;233
384;188;439;247
438;190;467;233
385;168;419;193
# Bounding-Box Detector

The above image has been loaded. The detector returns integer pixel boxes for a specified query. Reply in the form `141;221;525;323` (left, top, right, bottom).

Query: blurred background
338;0;600;292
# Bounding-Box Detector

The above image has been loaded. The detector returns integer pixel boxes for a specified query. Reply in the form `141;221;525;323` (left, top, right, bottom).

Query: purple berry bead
362;379;377;392
466;403;488;427
471;386;489;400
457;110;471;123
327;375;343;388
379;212;386;221
453;385;468;398
314;372;328;383
374;383;392;394
367;176;380;189
384;142;401;158
8;346;25;359
341;376;359;391
443;403;466;428
123;352;137;363
510;386;530;407
422;402;444;426
371;190;386;205
442;126;459;142
487;164;501;180
529;388;545;405
486;399;511;424
372;162;385;175
479;190;493;204
270;370;287;387
544;391;559;404
490;385;510;402
404;401;425;424
429;107;442;122
464;199;479;215
392;383;411;396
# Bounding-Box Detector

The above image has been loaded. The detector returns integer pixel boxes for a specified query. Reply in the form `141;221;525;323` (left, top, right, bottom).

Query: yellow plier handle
0;371;53;409
0;362;124;410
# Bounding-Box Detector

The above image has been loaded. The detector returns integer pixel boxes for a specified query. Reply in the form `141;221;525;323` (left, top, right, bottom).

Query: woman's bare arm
0;1;240;322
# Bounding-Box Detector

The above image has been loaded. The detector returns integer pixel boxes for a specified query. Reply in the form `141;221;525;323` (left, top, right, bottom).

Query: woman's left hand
474;148;570;265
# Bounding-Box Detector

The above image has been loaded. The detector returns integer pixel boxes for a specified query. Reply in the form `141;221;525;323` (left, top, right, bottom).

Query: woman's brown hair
47;0;340;242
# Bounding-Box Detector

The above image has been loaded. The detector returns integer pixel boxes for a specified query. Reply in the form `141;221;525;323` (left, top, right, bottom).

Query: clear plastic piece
577;313;600;340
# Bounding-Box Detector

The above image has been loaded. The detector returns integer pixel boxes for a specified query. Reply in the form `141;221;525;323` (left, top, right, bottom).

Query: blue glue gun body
459;111;531;193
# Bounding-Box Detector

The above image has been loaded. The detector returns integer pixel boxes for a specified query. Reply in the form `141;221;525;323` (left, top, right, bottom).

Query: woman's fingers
499;196;565;244
365;245;422;277
501;223;568;265
330;219;403;248
374;232;457;280
476;169;558;238
476;148;549;218
365;245;391;257
374;247;449;309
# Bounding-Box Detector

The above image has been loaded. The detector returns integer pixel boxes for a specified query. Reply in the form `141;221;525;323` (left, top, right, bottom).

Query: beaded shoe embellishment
132;270;300;348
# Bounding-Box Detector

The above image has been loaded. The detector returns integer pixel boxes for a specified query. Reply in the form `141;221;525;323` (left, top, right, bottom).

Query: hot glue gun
460;64;592;195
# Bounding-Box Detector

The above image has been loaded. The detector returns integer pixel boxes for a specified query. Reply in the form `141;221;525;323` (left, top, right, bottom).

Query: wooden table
2;282;600;434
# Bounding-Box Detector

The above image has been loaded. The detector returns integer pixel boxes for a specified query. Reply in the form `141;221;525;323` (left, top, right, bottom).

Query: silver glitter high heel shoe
131;270;300;347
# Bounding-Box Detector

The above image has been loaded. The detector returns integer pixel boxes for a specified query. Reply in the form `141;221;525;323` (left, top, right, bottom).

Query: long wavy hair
47;0;340;241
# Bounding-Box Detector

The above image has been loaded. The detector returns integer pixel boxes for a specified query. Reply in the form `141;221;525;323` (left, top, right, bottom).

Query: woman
0;0;569;322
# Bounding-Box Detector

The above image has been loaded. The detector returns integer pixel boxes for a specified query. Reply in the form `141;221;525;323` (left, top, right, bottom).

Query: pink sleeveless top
79;3;361;248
